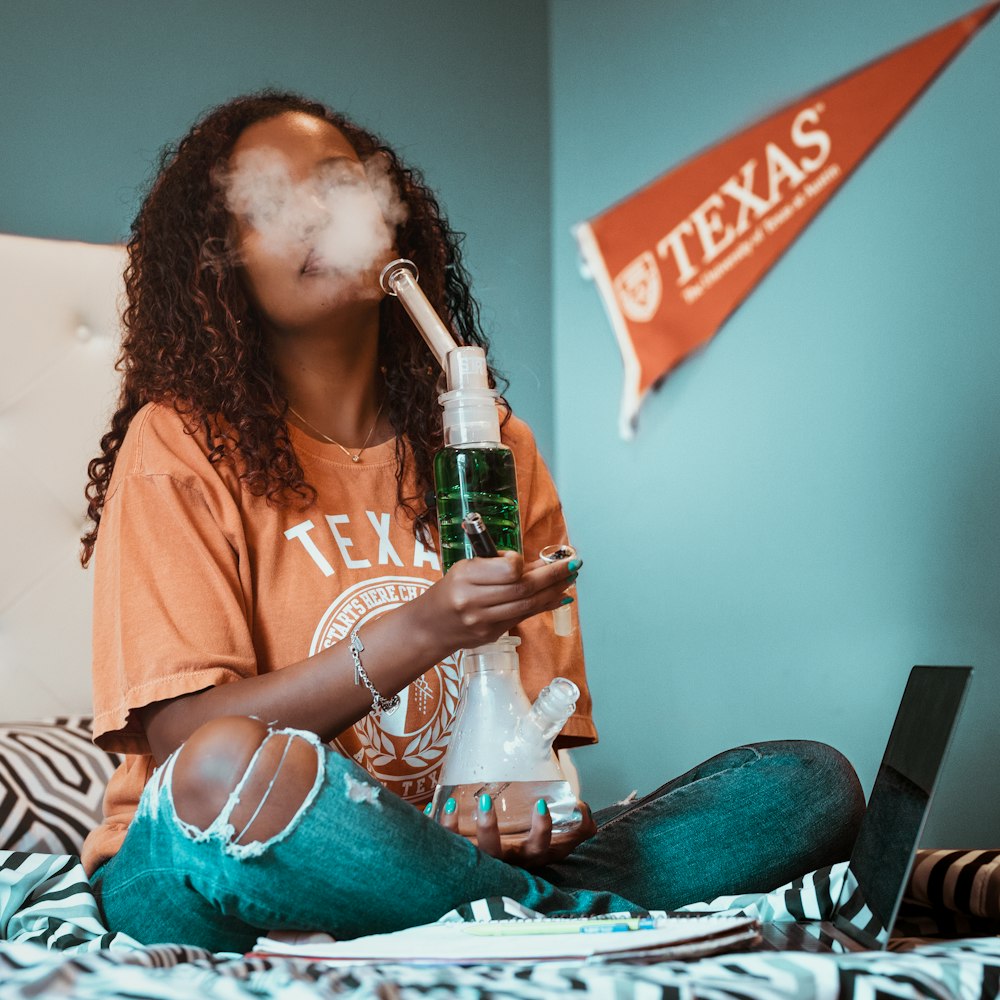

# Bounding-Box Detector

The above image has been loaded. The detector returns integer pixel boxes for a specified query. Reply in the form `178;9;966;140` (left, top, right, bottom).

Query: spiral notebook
252;911;760;965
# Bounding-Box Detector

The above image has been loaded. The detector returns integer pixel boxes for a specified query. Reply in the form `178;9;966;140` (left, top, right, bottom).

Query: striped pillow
0;717;121;855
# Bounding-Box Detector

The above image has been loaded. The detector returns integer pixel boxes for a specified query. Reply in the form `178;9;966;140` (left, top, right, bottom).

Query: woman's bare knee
171;717;321;844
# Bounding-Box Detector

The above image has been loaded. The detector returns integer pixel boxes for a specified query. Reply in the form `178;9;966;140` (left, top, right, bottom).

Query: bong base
431;779;581;846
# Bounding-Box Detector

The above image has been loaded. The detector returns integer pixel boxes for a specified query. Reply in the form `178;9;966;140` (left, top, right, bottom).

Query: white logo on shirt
284;512;440;577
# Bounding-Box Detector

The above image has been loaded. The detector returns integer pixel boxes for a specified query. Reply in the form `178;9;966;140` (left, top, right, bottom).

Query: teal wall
552;0;999;845
0;0;554;454
2;1;997;846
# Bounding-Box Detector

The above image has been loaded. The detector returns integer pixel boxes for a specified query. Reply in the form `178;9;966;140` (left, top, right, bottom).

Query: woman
81;91;864;952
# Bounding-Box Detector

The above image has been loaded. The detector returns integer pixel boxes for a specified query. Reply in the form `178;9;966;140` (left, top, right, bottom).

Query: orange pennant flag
575;3;999;438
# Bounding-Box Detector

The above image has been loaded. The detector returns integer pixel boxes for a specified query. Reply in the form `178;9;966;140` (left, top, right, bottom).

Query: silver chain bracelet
349;626;400;718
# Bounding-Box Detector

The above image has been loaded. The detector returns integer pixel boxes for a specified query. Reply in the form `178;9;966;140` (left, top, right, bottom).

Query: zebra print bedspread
0;937;998;1000
2;851;999;1000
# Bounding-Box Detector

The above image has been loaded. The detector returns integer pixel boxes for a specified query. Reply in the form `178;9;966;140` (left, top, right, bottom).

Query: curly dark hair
81;90;507;567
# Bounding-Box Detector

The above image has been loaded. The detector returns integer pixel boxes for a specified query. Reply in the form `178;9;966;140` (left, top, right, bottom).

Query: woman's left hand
436;795;597;870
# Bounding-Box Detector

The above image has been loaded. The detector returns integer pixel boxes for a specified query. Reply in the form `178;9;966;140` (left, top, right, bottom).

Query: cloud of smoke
217;147;408;289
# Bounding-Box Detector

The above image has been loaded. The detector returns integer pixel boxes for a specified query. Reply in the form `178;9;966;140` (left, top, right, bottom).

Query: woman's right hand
415;550;579;653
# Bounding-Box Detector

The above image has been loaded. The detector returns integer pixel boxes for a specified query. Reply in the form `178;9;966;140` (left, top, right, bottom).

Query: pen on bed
463;917;659;936
462;512;500;558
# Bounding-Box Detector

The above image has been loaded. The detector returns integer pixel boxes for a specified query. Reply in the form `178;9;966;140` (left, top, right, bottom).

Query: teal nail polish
536;798;548;816
423;803;432;815
567;558;582;573
560;596;574;606
568;571;579;583
479;793;492;812
444;797;456;814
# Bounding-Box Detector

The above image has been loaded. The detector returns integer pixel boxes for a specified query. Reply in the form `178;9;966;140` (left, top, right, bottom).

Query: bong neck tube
379;259;455;373
379;257;501;445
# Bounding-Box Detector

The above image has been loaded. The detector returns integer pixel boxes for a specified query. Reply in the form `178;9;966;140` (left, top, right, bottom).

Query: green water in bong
434;445;521;572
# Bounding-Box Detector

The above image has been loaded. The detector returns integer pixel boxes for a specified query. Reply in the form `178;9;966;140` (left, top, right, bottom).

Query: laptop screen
832;666;971;949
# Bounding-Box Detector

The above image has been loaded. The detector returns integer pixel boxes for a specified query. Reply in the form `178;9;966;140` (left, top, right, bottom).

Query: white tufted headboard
0;233;126;721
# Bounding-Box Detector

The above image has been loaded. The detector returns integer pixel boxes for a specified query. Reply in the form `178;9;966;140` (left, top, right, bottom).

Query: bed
1;231;998;998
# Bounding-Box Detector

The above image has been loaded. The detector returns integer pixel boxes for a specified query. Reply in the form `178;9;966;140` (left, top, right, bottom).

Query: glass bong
379;259;583;847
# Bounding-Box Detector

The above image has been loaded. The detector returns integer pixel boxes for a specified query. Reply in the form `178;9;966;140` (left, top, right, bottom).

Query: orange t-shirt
82;402;596;874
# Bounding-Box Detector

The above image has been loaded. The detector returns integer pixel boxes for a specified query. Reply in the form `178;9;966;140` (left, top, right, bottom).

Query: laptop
758;665;972;953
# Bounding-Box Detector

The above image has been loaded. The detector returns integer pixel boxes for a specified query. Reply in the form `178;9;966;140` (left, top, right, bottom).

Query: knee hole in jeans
171;716;321;847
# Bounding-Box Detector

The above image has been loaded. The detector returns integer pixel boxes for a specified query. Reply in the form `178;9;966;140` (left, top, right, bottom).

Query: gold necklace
287;398;387;463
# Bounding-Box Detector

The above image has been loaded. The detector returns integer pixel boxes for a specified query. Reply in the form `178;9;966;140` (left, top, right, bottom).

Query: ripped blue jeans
90;730;863;952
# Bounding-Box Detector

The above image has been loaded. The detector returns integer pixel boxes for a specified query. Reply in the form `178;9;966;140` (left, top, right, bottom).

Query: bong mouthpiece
379;258;457;374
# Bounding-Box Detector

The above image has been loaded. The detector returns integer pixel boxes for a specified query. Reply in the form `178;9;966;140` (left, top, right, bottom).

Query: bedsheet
0;938;998;999
3;851;999;1000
